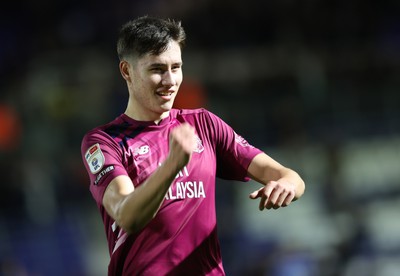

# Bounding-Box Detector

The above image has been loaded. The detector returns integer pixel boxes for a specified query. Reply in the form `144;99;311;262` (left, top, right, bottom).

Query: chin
160;102;174;111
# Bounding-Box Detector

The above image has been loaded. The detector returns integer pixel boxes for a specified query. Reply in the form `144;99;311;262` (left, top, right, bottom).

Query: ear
119;60;131;82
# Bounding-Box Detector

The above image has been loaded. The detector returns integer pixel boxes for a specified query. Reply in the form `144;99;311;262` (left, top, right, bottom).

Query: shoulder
171;109;230;133
174;108;207;116
172;108;222;128
81;115;124;151
81;124;112;145
83;114;126;137
172;108;231;139
173;108;221;121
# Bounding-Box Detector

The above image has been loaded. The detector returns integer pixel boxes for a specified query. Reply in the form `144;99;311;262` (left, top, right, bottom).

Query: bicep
102;175;135;221
247;153;286;183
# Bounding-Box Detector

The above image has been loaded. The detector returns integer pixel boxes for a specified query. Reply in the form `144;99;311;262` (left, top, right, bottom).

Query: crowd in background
1;0;400;275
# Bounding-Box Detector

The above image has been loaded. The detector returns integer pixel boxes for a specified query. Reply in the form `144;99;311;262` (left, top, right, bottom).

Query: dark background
1;1;400;275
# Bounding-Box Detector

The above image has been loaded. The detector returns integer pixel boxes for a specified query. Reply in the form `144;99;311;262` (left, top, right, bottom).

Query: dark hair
117;16;186;60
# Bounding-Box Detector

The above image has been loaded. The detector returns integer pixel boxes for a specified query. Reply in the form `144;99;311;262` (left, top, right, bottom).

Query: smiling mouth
157;92;172;96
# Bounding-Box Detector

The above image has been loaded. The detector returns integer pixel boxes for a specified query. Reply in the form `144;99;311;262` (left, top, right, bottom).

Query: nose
161;70;175;86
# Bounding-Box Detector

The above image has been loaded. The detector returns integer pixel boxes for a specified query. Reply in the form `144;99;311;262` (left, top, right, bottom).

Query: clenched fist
167;123;197;169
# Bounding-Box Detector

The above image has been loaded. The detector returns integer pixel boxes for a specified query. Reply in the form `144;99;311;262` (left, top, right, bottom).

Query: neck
124;103;169;124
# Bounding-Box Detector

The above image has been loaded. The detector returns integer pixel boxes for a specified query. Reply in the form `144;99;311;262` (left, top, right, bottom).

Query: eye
150;67;163;73
172;64;182;72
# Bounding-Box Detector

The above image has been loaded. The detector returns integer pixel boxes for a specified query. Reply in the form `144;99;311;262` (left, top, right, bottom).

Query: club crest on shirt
193;135;204;153
234;133;253;148
85;143;105;174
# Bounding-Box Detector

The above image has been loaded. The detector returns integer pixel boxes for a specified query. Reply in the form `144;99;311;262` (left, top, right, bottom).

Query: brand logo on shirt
133;144;150;160
85;143;105;174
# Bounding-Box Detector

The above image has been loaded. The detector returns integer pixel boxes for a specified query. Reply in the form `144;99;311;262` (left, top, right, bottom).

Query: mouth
156;91;173;96
156;89;175;100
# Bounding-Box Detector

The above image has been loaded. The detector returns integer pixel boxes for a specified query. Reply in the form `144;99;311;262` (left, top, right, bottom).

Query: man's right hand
167;123;197;169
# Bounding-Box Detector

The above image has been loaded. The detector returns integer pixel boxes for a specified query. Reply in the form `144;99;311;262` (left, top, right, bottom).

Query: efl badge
85;143;105;174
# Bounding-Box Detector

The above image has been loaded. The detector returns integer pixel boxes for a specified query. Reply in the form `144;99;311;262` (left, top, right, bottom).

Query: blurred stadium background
1;0;400;275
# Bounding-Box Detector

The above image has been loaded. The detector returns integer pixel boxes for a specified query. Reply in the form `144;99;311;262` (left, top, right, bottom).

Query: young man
81;16;305;276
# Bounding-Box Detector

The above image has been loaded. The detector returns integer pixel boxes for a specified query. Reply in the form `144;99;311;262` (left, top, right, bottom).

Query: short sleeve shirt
81;108;262;276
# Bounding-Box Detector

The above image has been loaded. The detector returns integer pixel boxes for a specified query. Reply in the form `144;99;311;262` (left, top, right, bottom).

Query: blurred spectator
173;77;208;109
0;104;21;151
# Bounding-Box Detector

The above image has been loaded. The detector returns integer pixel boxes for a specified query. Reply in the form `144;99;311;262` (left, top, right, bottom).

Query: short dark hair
117;16;186;60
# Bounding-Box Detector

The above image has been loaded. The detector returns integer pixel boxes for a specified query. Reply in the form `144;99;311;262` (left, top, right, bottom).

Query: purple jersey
81;108;262;276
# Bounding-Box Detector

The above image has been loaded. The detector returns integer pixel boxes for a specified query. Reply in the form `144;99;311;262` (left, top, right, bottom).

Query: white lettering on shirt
94;165;115;185
175;166;189;179
165;181;206;200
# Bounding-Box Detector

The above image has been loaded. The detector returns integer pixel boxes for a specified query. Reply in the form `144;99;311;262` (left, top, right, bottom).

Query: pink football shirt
81;108;262;275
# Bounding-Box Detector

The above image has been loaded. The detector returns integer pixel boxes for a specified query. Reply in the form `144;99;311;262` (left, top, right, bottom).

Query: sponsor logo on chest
164;165;206;200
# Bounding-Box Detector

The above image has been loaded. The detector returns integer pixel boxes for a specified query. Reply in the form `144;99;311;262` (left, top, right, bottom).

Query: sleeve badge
85;143;105;174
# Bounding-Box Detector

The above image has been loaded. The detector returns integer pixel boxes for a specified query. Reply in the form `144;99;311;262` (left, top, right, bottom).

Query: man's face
126;41;183;121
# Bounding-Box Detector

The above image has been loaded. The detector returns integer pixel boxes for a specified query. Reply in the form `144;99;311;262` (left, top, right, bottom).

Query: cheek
149;75;162;85
175;73;183;86
178;76;183;85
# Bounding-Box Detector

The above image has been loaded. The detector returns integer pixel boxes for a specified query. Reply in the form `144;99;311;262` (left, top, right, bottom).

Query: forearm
247;153;305;200
105;123;195;234
116;158;181;233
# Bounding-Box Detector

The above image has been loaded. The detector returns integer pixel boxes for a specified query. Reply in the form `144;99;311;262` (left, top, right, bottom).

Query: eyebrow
149;62;183;67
